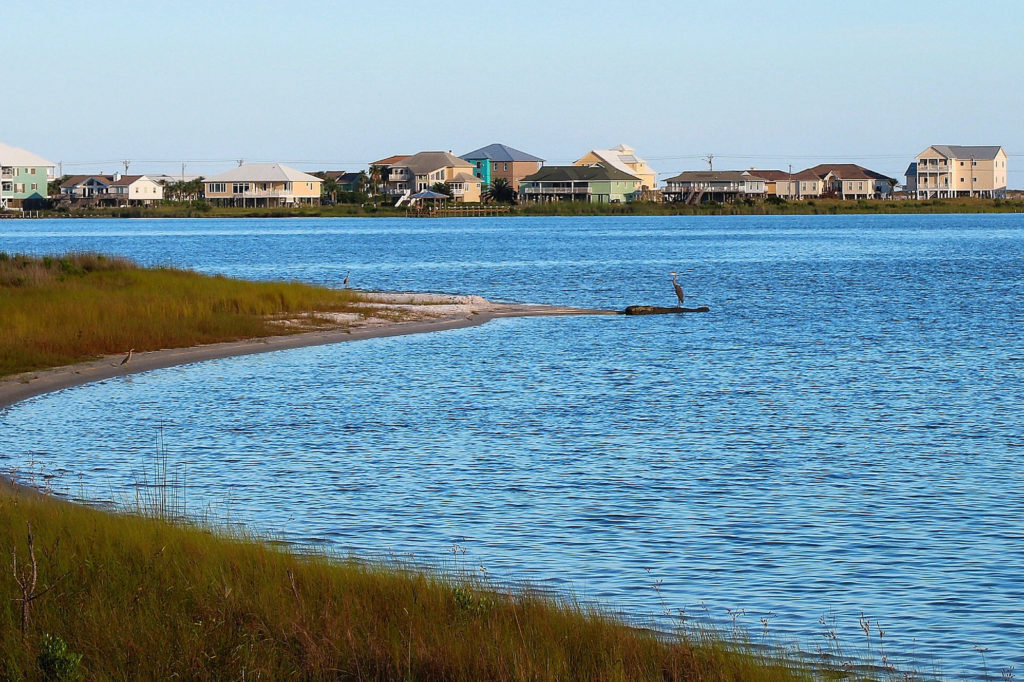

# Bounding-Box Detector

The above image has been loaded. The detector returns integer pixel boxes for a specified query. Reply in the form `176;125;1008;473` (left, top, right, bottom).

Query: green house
0;142;56;210
518;165;640;203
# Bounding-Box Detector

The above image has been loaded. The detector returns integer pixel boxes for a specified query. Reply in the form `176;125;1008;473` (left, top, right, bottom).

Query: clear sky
7;0;1023;186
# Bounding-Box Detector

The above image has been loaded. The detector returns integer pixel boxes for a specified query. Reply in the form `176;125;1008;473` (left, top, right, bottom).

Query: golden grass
0;253;369;377
0;480;815;681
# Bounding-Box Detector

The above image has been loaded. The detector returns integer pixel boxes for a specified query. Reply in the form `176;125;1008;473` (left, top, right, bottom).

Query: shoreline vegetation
3;196;1024;219
2;254;919;679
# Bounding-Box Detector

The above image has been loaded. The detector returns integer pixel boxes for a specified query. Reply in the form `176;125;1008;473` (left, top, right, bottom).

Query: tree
321;176;341;204
368;165;386;196
430;181;452;197
483;177;516;204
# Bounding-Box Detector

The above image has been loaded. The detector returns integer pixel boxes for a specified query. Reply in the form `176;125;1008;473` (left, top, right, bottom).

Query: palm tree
430;181;452;197
321;176;341;204
483;177;516;204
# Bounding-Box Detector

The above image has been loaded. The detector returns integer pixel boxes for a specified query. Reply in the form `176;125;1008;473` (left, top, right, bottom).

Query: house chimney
113;173;122;182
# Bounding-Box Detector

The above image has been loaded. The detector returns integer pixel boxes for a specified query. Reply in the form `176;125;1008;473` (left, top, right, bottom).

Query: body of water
2;215;1023;676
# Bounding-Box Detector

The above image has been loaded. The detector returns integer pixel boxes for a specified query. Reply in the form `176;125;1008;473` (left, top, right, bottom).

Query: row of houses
0;140;1010;210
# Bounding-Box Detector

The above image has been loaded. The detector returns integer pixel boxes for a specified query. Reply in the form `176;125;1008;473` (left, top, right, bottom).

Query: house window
960;178;965;182
284;182;292;191
210;183;226;193
960;161;965;166
30;168;36;175
973;177;978;182
232;182;250;193
31;183;38;191
503;163;508;171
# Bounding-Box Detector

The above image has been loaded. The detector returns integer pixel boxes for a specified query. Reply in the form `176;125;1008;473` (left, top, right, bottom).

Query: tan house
574;144;657;190
203;163;321;207
911;145;1008;199
391;151;482;203
792;164;895;200
748;169;798;199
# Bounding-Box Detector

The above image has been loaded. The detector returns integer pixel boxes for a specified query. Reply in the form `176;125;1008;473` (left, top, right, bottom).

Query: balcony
521;185;592;195
1;169;13;180
388;171;411;181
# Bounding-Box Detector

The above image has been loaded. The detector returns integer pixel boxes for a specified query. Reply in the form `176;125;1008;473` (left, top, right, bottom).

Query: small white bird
670;272;685;307
120;348;134;365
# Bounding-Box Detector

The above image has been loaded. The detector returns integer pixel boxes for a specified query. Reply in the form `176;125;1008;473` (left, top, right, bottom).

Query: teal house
459;143;544;191
1;141;56;210
518;165;640;203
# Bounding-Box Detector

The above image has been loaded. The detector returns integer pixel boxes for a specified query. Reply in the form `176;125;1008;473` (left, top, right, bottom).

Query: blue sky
8;1;1023;186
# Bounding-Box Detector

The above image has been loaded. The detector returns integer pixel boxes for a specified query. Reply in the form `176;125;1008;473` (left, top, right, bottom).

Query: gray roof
664;171;765;183
203;163;321;183
521;165;640;183
929;145;1004;160
460;143;544;163
398;151;472;175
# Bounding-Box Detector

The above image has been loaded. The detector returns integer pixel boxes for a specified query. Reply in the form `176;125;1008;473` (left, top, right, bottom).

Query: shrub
37;635;83;681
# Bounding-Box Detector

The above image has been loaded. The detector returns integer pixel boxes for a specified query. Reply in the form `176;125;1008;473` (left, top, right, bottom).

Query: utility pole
704;154;714;171
970;154;975;197
237;159;244;167
788;163;793;198
181;162;185;182
122;160;131;175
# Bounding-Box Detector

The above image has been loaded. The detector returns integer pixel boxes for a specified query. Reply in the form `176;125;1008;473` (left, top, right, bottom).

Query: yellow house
573;144;657;189
203;163;322;207
913;145;1008;199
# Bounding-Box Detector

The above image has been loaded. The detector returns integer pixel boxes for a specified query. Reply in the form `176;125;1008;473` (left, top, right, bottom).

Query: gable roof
321;171;363;184
60;175;113;188
459;143;544;163
927;145;1004;160
0;142;56;168
664;171;765;183
576;144;654;177
108;175;153;187
397;151;472;175
794;164;894;182
905;162;918;177
204;163;321;184
521;165;641;183
746;169;792;181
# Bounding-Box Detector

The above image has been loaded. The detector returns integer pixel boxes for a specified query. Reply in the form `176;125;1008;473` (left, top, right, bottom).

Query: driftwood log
623;305;710;315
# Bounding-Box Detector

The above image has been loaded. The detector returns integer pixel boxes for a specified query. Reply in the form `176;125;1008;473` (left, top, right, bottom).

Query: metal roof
521;165;640;183
0;142;56;168
664;171;765;183
459;143;544;163
928;145;1004;160
203;163;322;183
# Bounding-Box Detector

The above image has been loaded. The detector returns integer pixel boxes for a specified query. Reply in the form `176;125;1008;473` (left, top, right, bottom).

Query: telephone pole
122;160;131;175
704;154;714;171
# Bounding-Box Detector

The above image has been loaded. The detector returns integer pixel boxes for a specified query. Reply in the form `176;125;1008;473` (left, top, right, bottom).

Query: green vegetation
7;195;1022;220
0;479;822;680
0;253;372;377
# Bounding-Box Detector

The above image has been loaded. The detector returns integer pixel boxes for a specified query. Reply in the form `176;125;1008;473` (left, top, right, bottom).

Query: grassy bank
0;478;818;681
0;253;371;377
12;196;1024;219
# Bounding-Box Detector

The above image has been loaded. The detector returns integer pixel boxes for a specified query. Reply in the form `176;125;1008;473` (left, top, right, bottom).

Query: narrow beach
0;293;613;410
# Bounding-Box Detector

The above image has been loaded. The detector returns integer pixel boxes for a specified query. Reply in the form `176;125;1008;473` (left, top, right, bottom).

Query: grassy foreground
0;253;372;377
0;480;812;681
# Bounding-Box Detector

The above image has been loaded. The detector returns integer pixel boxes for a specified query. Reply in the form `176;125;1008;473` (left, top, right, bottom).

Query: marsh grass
0;480;826;681
0;253;369;377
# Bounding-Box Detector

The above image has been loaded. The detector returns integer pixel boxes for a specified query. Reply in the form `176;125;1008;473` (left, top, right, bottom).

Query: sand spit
0;293;613;410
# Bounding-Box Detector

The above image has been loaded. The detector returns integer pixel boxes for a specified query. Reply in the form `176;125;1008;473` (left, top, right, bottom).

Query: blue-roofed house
459;143;544;191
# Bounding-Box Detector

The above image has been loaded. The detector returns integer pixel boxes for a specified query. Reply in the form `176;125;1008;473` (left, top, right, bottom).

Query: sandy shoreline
0;295;614;411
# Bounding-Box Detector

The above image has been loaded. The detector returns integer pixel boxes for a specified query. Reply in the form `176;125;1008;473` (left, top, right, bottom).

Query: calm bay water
2;215;1023;676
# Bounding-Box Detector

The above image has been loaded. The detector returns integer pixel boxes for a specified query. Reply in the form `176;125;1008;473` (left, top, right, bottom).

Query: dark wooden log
623;305;710;315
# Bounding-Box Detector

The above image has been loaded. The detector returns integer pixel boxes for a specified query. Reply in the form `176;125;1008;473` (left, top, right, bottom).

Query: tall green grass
0;479;819;680
0;253;369;377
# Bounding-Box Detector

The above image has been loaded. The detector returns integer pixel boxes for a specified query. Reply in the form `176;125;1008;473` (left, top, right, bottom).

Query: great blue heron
342;273;350;287
120;348;134;365
670;272;684;307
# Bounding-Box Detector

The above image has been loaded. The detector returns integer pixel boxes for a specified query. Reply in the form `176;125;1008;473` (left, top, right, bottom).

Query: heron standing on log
670;272;684;307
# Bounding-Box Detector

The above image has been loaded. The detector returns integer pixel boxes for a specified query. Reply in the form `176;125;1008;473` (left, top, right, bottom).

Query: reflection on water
2;214;1024;675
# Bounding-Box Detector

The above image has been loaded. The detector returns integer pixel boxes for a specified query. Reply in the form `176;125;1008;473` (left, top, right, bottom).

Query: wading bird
670;272;684;307
342;273;350;287
120;349;134;365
